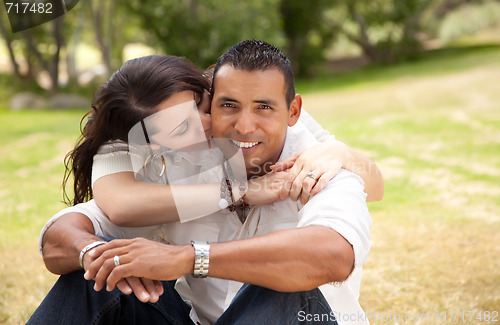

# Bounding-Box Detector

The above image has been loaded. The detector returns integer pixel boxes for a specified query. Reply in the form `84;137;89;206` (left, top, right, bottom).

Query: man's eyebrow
216;97;276;105
217;96;239;103
254;99;276;105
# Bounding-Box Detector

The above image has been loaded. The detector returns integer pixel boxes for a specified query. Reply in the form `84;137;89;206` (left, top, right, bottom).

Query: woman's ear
288;94;302;127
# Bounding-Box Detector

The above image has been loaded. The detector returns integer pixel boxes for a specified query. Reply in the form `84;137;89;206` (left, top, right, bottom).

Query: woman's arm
92;141;312;227
93;173;221;227
288;109;384;202
93;170;299;227
339;141;384;202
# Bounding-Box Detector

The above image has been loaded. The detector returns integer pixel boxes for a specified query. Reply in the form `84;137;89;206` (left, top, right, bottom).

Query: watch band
191;241;210;278
79;241;107;268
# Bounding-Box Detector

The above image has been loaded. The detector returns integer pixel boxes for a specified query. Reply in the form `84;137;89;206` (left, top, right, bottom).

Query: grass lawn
1;45;499;324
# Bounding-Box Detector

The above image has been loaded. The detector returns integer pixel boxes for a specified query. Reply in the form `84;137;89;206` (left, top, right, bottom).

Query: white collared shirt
39;111;371;325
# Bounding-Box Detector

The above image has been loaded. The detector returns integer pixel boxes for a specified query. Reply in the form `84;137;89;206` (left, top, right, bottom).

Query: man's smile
230;139;261;149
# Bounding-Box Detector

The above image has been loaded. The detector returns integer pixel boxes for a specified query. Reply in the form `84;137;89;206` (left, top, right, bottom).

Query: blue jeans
28;271;338;325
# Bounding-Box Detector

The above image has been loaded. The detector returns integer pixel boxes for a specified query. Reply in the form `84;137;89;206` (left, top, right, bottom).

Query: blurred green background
1;0;500;324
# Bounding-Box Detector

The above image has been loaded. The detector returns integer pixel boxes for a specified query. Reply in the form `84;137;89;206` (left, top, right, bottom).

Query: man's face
211;65;300;176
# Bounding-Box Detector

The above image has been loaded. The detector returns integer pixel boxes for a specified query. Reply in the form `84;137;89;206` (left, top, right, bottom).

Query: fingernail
141;292;149;301
84;271;89;280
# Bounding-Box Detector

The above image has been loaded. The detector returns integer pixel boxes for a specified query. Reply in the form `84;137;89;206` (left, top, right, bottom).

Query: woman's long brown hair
63;55;211;206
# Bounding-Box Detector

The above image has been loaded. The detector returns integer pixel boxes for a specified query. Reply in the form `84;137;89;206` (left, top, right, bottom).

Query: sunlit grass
302;45;500;324
1;45;499;324
0;110;82;324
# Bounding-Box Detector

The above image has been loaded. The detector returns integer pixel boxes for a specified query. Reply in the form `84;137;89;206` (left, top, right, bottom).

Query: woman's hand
245;171;295;205
245;161;334;206
271;139;384;203
245;141;344;205
270;141;344;204
84;238;192;295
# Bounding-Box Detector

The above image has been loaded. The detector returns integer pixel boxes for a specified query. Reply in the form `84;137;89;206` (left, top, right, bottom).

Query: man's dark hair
213;40;295;107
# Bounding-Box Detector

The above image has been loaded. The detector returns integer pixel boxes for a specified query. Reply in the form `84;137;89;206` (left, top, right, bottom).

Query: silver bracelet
79;241;107;268
191;241;210;278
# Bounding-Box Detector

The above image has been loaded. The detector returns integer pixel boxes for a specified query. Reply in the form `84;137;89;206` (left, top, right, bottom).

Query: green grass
0;109;84;323
1;45;500;324
300;45;500;324
296;44;500;94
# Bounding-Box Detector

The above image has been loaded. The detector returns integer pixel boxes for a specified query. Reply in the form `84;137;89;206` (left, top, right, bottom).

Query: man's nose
234;111;257;135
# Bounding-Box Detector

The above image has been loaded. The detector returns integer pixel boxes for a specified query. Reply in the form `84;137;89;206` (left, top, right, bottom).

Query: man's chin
245;157;271;177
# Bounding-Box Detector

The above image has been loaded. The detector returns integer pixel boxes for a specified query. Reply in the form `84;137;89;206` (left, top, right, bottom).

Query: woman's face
144;90;211;151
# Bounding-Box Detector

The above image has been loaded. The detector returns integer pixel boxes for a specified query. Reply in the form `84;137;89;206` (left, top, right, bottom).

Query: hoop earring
144;153;166;181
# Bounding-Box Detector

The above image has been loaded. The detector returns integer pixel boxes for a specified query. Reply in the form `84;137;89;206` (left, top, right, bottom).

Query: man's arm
209;226;354;292
40;212;164;302
41;212;100;275
86;226;353;293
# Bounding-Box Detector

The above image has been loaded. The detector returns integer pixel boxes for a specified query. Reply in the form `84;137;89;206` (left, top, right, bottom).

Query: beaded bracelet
218;177;235;211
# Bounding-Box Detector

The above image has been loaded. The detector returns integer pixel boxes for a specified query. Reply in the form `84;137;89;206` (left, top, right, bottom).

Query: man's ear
288;94;302;127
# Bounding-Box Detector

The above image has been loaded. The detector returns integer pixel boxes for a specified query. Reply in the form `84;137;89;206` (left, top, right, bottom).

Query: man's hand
84;238;193;296
83;244;164;303
115;277;164;303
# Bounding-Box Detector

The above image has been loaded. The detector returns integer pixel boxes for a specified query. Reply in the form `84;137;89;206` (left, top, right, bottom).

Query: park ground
0;45;499;324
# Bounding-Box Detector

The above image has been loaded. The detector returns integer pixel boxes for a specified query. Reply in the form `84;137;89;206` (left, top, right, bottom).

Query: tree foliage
122;0;283;69
279;0;338;76
0;13;66;93
0;0;495;91
327;0;434;63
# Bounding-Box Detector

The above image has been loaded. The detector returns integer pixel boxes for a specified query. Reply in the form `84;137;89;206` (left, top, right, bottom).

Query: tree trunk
91;0;112;76
49;16;65;93
0;20;22;78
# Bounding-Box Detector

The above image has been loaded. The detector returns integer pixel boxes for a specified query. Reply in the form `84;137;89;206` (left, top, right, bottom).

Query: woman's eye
174;120;189;136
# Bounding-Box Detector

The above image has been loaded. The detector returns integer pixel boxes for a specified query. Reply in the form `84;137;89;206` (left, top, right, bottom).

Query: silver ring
113;255;120;266
306;171;316;180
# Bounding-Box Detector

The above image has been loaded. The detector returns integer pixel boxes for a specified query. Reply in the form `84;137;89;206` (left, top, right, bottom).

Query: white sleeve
39;200;160;255
298;109;335;143
297;170;371;267
91;140;134;187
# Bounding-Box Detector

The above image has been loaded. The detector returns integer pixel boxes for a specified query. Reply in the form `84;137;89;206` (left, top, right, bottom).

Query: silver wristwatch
191;241;210;278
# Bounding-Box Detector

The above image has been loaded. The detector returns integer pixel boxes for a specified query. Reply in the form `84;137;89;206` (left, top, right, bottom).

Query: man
29;40;372;325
